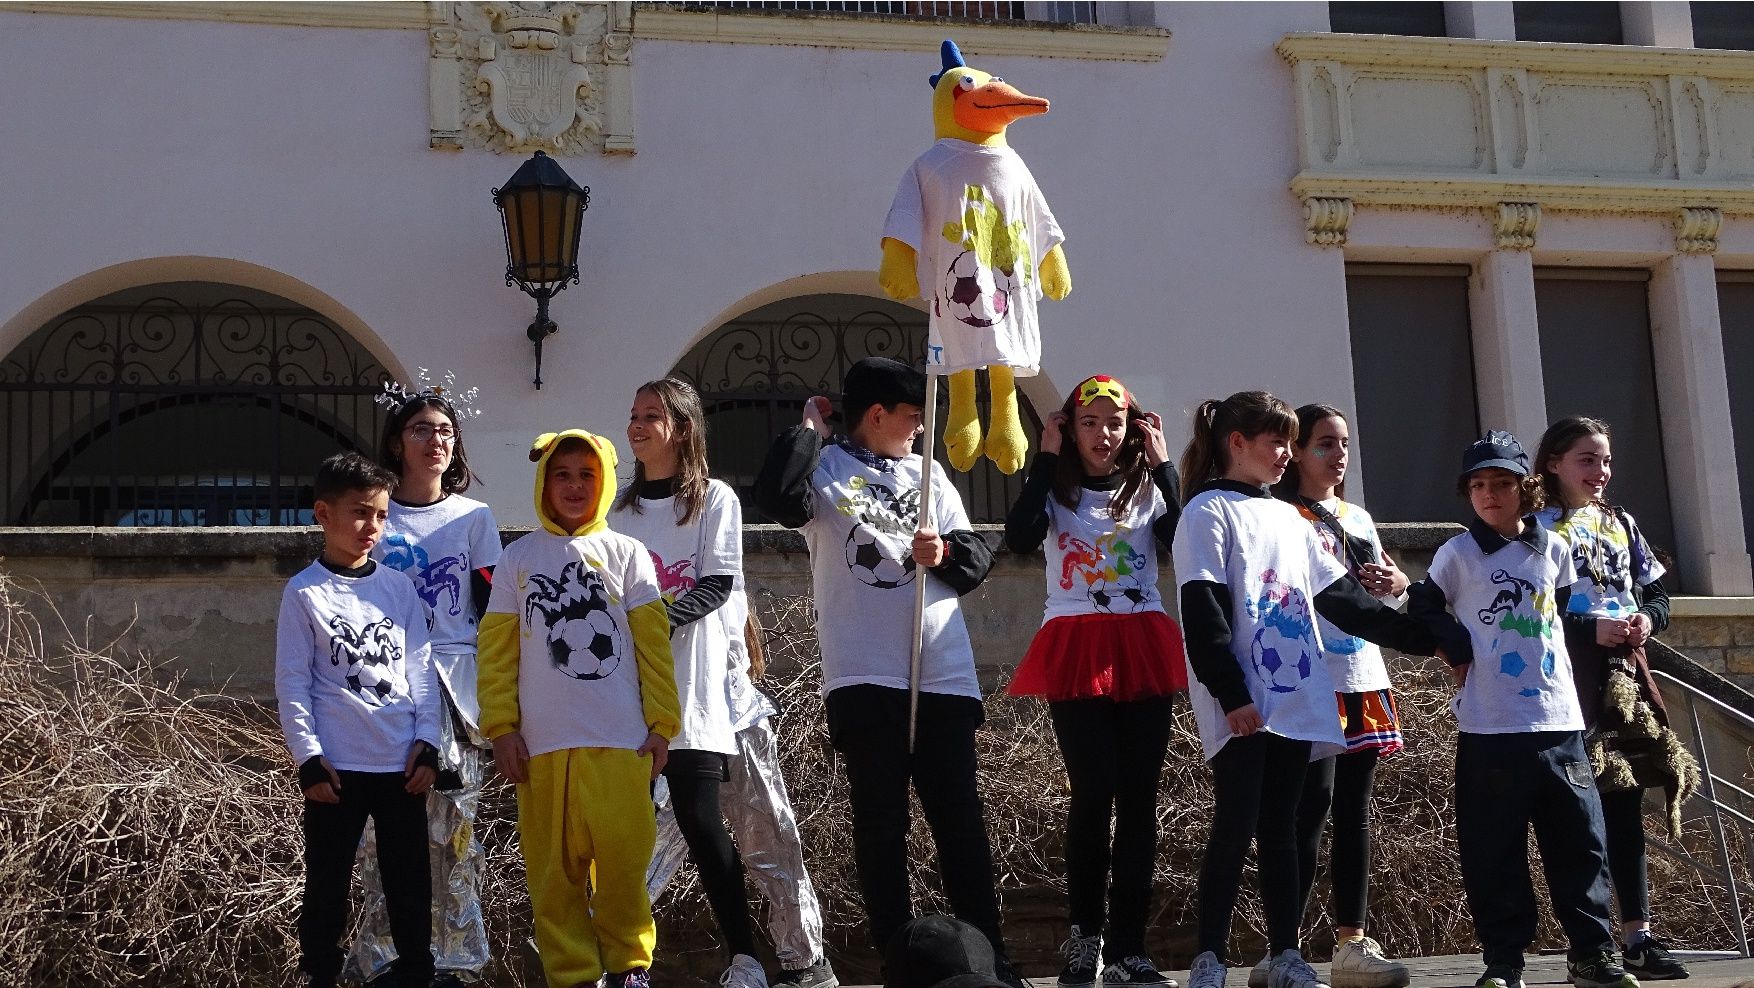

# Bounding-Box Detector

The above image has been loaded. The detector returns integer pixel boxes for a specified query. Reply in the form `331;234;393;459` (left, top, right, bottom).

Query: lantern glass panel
504;187;581;287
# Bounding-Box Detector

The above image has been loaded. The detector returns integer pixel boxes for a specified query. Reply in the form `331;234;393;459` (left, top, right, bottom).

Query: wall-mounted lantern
492;150;589;390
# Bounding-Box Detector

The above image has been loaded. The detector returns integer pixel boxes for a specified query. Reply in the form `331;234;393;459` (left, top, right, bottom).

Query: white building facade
4;0;1754;596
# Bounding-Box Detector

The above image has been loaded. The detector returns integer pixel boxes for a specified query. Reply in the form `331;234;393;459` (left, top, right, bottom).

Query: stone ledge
0;2;428;30
1670;596;1754;618
634;6;1171;62
1377;521;1465;552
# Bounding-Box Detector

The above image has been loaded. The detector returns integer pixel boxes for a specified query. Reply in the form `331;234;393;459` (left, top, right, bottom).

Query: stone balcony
1276;33;1754;233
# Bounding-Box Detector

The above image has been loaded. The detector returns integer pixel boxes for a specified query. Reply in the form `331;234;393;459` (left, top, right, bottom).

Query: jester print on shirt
1246;569;1320;694
379;533;468;619
328;616;405;705
522;559;626;681
936;185;1035;332
1476;568;1559;698
1056;525;1156;615
836;475;922;590
648;550;698;603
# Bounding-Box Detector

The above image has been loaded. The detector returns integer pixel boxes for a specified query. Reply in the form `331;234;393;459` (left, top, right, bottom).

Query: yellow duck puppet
880;39;1071;475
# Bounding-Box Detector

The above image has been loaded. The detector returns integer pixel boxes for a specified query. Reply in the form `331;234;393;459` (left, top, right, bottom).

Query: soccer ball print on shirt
328;616;406;705
522;559;626;681
380;534;468;619
1476;568;1559;698
1246;570;1319;694
835;475;922;590
1057;526;1157;615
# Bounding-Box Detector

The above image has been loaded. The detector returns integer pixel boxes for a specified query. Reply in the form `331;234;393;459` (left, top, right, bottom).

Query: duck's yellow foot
984;365;1026;475
944;370;983;472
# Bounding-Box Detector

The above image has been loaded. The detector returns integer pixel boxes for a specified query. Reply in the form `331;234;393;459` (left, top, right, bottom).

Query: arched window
0;283;389;526
670;293;1040;524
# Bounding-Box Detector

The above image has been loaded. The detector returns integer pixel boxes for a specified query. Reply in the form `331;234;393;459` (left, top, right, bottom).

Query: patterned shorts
1338;688;1403;756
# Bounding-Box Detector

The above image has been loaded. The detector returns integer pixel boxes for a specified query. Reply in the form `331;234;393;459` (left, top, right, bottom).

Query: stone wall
3;523;1752;702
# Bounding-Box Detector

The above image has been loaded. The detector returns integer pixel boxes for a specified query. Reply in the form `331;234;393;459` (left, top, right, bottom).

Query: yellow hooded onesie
477;428;680;984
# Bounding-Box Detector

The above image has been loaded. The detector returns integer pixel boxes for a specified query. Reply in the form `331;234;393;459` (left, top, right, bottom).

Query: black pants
665;749;758;958
825;684;1006;958
1199;732;1312;961
301;770;432;986
1600;786;1651;925
1050;695;1175;960
1455;731;1616;969
1296;748;1380;930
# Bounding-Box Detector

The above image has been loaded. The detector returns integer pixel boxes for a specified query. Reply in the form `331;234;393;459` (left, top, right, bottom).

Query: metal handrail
1648;668;1753;956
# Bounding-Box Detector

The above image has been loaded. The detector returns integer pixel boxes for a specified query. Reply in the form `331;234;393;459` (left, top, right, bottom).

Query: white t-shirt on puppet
1535;504;1665;621
610;479;741;755
804;444;979;700
1041;484;1170;622
375;494;502;732
1295;498;1394;694
1172;486;1349;761
883;138;1064;377
1426;525;1583;735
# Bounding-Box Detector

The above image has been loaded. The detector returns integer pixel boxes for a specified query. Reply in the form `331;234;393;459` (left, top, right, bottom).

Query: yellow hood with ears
528;428;619;537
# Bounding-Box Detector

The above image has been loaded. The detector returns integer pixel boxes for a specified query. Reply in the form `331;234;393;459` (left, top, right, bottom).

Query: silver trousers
343;711;489;982
646;717;826;970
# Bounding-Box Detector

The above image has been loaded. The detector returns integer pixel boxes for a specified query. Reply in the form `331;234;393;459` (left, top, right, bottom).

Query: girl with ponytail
1173;392;1445;988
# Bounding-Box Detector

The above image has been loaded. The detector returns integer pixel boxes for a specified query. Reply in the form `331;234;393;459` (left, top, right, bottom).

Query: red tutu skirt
1007;611;1189;702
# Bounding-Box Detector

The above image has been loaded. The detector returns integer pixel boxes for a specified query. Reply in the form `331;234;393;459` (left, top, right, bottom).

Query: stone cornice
0;1;430;30
1277;32;1754;79
1289;174;1754;215
633;6;1171;62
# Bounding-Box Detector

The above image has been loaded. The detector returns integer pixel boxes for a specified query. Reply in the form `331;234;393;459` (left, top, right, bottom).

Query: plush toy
880;39;1071;475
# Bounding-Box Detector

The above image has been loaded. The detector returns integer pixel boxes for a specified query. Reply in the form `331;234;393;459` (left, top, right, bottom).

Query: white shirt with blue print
1295;498;1395;694
1535;503;1665;622
1427;526;1584;734
1173;487;1350;761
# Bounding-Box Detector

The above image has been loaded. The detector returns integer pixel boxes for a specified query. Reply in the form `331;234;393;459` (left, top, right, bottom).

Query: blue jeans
1455;731;1616;969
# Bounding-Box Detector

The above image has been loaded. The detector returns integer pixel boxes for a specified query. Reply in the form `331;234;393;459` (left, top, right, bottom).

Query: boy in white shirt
753;357;1020;988
1409;432;1637;988
275;451;441;988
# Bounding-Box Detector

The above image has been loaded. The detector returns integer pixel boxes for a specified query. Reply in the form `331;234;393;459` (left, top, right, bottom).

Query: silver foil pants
343;713;489;982
646;717;826;970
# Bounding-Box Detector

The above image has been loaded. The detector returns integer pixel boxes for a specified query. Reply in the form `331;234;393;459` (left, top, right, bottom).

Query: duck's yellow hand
1040;243;1072;301
879;237;920;300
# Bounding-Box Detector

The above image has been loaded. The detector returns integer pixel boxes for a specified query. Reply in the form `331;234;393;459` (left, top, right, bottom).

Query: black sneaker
1569;950;1640;988
1623;936;1689;981
994;953;1028;988
1475;965;1525;988
429;973;469;988
1103;956;1175;986
1058;926;1102;988
773;960;840;988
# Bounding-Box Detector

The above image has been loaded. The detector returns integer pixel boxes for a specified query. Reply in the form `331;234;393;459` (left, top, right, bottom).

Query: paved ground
998;952;1754;988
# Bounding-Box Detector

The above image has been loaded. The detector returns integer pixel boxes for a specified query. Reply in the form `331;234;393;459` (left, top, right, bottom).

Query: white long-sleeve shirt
275;560;440;772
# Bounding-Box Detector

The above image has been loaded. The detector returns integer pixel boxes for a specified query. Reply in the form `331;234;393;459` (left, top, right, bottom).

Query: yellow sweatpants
519;746;657;986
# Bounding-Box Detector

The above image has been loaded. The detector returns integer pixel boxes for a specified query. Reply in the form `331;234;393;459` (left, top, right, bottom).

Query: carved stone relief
1303;196;1353;247
428;1;634;155
1491;201;1540;251
1674;206;1722;254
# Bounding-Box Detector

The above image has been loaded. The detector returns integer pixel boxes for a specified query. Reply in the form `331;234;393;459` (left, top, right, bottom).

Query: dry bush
0;574;1745;987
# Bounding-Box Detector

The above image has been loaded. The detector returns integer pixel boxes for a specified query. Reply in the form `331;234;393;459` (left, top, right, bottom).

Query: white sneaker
1268;949;1331;988
1247;953;1273;988
722;954;770;988
1189;951;1228;988
1330;937;1409;988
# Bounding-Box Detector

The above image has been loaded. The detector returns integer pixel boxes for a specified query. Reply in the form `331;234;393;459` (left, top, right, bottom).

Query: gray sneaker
1247;954;1272;988
772;960;838;988
1268;950;1330;988
1189;952;1228;988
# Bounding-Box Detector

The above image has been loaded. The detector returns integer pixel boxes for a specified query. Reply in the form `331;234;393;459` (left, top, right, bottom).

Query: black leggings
665;750;758;958
1600;786;1651;924
1050;695;1175;960
1199;732;1312;961
1296;749;1380;930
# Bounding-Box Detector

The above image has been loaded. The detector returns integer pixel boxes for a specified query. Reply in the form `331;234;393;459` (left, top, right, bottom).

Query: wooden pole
908;370;939;753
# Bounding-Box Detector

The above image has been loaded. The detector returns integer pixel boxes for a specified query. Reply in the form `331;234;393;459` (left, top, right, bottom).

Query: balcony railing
692;1;1100;24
